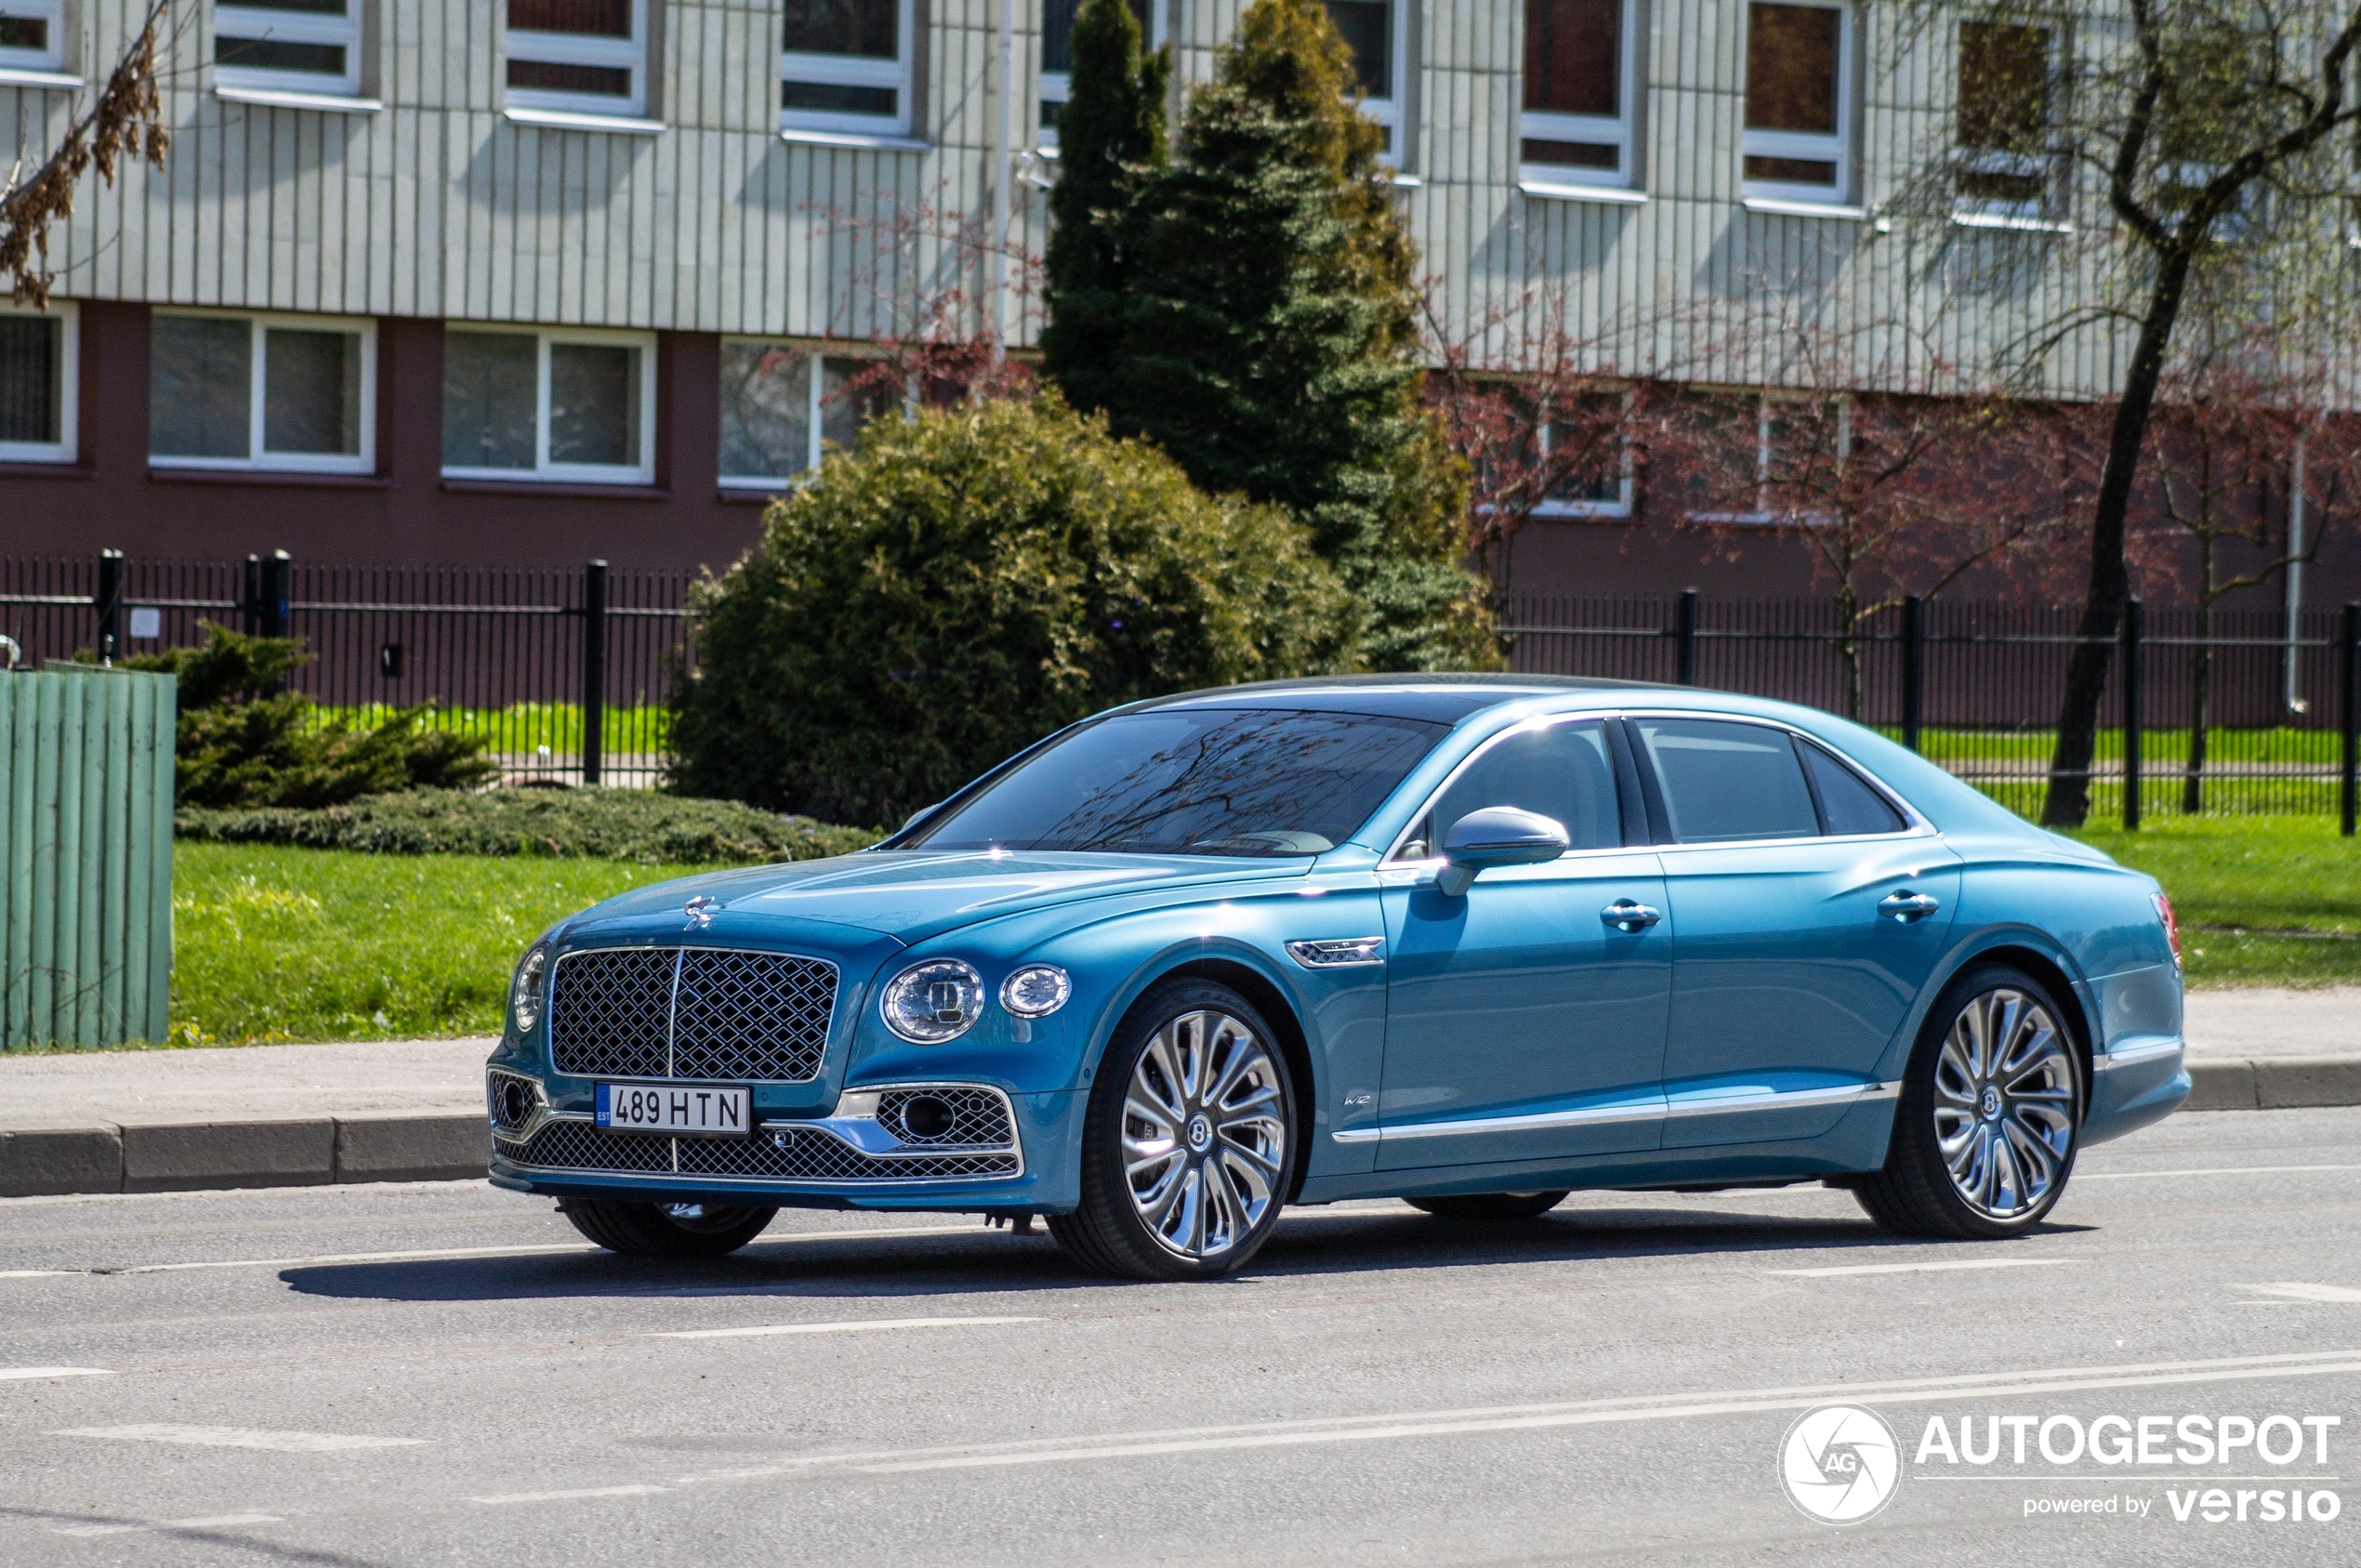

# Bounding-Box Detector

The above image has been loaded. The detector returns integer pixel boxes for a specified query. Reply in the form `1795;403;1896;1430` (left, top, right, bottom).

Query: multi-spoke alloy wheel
1854;964;2084;1240
1931;988;2077;1220
1053;981;1298;1280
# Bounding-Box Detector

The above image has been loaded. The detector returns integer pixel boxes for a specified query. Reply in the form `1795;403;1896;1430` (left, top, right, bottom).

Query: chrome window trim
1332;1079;1897;1146
1379;711;1629;865
1619;709;1938;848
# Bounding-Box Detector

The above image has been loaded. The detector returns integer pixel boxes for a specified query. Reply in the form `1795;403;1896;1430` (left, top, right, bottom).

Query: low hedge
174;787;880;864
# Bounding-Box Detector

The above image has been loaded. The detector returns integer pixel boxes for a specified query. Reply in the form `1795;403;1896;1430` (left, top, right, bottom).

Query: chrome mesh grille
495;1120;1018;1182
877;1087;1015;1149
547;947;838;1083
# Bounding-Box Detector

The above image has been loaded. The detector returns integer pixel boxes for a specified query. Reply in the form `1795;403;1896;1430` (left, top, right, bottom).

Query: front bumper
484;1070;1084;1211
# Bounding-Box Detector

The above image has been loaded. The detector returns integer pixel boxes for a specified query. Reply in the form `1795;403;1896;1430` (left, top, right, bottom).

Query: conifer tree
1083;0;1496;670
1039;0;1169;416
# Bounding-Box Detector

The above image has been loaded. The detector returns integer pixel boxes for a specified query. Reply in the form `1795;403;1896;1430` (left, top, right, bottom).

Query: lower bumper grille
495;1119;1021;1183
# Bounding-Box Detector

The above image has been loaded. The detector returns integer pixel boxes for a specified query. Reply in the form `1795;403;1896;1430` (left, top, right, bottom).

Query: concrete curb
0;1113;485;1198
2;1064;2356;1197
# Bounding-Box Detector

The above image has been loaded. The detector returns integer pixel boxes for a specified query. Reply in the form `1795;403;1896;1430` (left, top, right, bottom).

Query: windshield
903;706;1452;856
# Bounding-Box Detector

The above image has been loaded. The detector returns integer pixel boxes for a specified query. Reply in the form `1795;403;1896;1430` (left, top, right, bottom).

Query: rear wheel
1855;964;2083;1240
1405;1192;1569;1220
1050;981;1297;1282
561;1199;777;1258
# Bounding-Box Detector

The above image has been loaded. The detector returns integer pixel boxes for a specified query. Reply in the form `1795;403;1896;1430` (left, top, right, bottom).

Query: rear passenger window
1800;743;1906;835
1405;719;1621;856
1635;718;1818;843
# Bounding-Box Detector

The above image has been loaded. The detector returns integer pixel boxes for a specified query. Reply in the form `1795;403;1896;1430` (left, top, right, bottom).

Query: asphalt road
3;1110;2359;1567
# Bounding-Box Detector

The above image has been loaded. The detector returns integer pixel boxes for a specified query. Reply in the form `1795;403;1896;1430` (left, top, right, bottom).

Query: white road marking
53;1513;283;1538
654;1315;1040;1340
1768;1258;2078;1278
0;1223;997;1281
651;1348;2361;1484
2244;1283;2361;1303
0;1366;111;1382
471;1485;666;1506
2079;1164;2361;1180
56;1424;427;1452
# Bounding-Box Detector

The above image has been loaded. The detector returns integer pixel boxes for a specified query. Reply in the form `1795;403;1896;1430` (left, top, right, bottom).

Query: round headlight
1000;964;1072;1020
880;958;984;1044
510;945;548;1035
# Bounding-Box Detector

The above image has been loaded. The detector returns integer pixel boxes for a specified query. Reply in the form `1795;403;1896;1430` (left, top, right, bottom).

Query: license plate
595;1083;751;1137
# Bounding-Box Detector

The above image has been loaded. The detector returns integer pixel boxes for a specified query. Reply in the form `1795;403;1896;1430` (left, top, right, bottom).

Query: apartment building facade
1;0;2353;608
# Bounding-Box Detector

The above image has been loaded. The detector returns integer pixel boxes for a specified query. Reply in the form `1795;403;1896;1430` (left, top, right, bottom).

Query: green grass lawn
2065;817;2361;989
169;842;721;1046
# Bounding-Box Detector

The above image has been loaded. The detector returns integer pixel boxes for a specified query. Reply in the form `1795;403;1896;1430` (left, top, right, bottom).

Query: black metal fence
1;552;692;789
6;551;2356;828
1506;590;2361;831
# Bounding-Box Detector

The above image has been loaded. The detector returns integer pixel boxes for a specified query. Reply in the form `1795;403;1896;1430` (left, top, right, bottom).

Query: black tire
561;1198;777;1258
1855;963;2084;1240
1050;980;1299;1282
1404;1191;1570;1220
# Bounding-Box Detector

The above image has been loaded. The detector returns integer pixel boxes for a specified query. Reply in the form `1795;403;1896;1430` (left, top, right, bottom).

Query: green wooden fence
1;667;178;1049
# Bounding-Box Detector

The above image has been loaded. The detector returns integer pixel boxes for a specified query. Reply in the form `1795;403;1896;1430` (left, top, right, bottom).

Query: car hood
561;850;1316;948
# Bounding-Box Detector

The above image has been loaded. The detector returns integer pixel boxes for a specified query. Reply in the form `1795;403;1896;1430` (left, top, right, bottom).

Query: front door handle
1879;890;1942;923
1601;899;1662;933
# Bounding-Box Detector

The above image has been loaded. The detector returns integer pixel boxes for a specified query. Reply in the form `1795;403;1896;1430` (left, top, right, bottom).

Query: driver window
1400;720;1621;858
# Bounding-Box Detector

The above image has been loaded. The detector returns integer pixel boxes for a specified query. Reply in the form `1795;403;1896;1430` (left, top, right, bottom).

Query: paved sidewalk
0;989;2354;1197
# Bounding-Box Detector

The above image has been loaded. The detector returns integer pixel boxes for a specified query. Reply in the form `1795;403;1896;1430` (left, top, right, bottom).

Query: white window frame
0;0;65;75
1344;0;1413;167
1688;392;1841;527
1952;19;2056;225
1530;416;1634;520
148;310;376;477
717;340;845;490
1740;0;1853;204
441;324;657;486
1518;0;1639;191
214;0;364;98
0;298;76;464
507;0;649;119
781;0;917;139
1038;0;1167;150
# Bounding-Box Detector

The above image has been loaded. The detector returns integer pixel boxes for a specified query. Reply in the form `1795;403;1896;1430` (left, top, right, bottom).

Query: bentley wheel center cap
1980;1086;2002;1120
1186;1114;1214;1153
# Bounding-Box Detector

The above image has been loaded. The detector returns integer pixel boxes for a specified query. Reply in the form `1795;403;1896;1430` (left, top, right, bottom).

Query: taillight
2152;892;2183;966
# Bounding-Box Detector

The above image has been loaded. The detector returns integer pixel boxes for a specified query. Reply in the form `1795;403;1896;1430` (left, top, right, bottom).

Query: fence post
1900;594;1923;753
2121;597;2143;832
1675;587;1698;686
582;560;608;787
258;550;292;640
2341;601;2358;838
96;548;124;665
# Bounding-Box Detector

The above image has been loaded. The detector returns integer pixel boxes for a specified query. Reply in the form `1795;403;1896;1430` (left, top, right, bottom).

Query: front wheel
1050;981;1298;1282
1854;965;2083;1240
1405;1192;1569;1219
561;1198;777;1258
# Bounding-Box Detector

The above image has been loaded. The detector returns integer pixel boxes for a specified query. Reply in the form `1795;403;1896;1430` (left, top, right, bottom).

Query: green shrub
667;392;1354;825
175;786;877;863
125;624;496;807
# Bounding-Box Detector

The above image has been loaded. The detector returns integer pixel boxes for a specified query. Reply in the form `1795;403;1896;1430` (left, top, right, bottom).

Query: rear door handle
1601;899;1662;933
1878;890;1941;923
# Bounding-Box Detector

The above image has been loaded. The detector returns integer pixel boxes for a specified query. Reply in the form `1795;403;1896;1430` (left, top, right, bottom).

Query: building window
1956;21;2051;218
150;312;373;474
1533;417;1633;519
781;0;915;139
1325;1;1408;162
0;1;64;72
1742;0;1852;202
1040;0;1161;145
0;301;74;464
214;0;364;97
507;0;648;118
442;326;654;484
719;343;889;487
1522;0;1634;187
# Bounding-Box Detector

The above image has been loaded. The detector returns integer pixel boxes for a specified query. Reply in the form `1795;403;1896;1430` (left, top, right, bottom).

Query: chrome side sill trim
2098;1038;2183;1069
1665;1081;1897;1116
1335;1080;1898;1146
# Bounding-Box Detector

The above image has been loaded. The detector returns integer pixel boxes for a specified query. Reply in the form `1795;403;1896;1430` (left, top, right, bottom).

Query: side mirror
1433;806;1571;897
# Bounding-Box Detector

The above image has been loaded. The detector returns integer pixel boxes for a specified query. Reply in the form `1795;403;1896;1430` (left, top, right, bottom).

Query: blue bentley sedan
484;677;2189;1281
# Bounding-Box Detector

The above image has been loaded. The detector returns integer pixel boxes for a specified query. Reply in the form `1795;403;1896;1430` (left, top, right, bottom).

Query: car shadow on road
276;1198;2093;1304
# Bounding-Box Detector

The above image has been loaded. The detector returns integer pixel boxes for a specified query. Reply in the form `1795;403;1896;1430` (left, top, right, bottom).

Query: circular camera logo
1779;1405;1902;1524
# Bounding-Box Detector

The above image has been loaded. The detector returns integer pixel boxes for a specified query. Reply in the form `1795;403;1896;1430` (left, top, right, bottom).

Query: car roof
1130;673;1669;725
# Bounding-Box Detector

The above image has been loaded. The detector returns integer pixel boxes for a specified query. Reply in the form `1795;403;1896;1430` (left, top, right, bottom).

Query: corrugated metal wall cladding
1;1;2157;384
